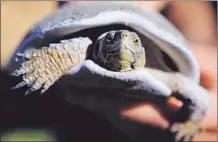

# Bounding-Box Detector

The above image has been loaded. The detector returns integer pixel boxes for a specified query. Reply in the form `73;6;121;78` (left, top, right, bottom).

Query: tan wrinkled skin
11;38;90;95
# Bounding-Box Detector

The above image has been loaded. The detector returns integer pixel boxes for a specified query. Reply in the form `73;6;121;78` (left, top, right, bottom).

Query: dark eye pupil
106;33;113;42
107;36;112;41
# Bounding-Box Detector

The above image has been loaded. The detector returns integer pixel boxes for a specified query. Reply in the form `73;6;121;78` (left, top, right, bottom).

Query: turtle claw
16;50;39;59
24;88;35;96
170;121;201;142
40;79;57;94
10;37;92;95
10;69;25;76
15;52;31;59
11;81;26;90
16;52;26;57
40;86;49;94
40;88;47;94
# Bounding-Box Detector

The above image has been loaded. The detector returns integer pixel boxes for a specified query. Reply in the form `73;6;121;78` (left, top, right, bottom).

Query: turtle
3;2;210;142
10;29;146;94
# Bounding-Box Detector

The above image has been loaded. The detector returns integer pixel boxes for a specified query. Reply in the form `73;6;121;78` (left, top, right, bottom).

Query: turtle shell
6;2;199;82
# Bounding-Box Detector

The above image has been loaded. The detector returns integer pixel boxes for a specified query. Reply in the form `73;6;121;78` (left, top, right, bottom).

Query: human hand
189;42;217;131
64;1;217;140
120;43;217;141
120;1;217;141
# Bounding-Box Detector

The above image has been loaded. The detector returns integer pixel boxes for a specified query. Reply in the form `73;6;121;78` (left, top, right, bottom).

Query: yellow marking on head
120;47;135;63
139;48;146;67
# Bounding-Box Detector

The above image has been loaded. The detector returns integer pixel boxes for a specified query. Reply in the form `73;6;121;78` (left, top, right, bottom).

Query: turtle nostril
121;32;127;37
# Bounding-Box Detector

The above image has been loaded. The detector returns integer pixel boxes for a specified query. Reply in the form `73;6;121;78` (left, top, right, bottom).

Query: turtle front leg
10;37;92;95
11;48;72;95
145;68;210;142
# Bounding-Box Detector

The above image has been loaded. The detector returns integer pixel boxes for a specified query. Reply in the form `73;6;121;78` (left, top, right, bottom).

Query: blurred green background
1;128;56;141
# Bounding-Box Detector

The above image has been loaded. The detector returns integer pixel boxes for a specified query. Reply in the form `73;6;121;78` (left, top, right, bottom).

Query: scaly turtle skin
11;30;146;94
93;30;145;72
3;2;209;142
10;37;92;94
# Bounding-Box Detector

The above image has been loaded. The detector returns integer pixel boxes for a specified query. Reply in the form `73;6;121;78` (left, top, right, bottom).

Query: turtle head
93;30;146;72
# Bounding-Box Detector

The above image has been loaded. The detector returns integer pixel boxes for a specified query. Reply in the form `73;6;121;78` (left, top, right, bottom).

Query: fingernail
167;96;183;111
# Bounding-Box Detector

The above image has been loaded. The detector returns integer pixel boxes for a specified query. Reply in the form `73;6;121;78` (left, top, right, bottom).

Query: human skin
3;1;216;141
120;1;217;141
66;1;217;140
70;1;217;139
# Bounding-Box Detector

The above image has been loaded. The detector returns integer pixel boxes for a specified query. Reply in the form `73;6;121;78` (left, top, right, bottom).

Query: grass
1;128;56;141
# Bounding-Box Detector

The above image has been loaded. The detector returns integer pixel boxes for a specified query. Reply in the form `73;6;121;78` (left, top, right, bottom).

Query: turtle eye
133;38;140;46
133;38;139;43
105;33;114;43
132;32;140;44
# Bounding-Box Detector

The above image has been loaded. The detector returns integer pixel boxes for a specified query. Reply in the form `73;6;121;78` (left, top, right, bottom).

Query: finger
200;69;216;90
120;103;169;129
189;43;217;90
166;96;183;111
